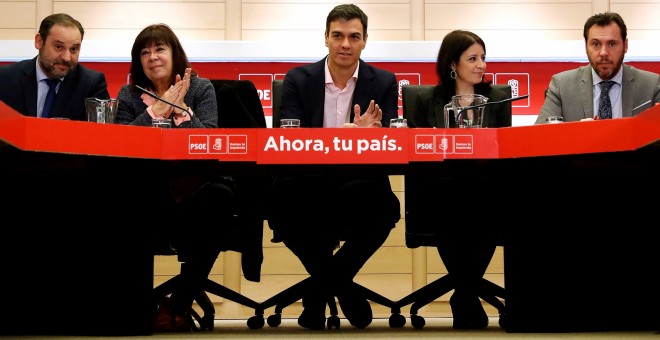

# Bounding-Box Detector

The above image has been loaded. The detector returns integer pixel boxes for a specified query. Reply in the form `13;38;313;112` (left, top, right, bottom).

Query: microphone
135;85;192;117
458;95;530;114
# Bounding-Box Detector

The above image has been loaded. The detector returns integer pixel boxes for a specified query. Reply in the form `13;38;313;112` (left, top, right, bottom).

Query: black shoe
450;293;489;330
298;308;326;330
297;295;326;330
336;284;372;329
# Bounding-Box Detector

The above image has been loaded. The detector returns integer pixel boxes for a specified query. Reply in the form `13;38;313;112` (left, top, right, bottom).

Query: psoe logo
209;135;227;154
189;135;209;154
414;135;435;154
227;135;248;154
435;134;454;154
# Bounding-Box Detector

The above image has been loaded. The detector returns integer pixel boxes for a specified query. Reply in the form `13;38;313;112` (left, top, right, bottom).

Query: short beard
39;52;76;79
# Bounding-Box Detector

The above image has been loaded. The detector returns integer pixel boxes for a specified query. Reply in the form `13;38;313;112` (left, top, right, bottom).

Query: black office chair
271;79;283;128
260;79;405;330
152;79;270;331
396;84;508;329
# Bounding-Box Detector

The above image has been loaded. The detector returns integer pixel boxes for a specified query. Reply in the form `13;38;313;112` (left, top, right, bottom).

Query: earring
450;70;457;80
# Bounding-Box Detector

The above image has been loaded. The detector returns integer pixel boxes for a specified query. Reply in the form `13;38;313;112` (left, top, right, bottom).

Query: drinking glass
280;119;301;128
152;117;172;128
390;118;408;128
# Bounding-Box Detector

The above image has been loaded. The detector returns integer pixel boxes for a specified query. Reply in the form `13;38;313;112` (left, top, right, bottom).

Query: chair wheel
247;315;265;329
267;313;281;327
411;314;426;329
327;315;340;329
389;313;406;328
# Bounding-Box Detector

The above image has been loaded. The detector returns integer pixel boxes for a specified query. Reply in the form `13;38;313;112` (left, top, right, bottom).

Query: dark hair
325;4;368;37
436;30;490;101
38;13;84;42
128;24;196;90
583;12;627;42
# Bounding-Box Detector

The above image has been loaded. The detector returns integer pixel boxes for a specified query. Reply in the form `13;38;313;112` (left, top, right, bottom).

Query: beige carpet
14;317;659;339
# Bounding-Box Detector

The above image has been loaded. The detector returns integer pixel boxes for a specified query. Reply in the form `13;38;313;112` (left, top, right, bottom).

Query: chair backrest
496;83;512;94
402;85;434;121
493;83;512;100
271;79;283;127
211;79;267;128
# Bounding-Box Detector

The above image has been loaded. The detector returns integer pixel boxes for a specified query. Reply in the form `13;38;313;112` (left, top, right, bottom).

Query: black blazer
0;57;109;120
280;57;399;127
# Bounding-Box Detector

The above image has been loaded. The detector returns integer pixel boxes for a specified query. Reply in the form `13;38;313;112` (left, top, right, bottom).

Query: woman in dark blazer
407;30;511;330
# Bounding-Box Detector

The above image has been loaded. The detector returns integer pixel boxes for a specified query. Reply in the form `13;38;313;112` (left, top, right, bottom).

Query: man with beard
535;12;660;124
0;13;109;120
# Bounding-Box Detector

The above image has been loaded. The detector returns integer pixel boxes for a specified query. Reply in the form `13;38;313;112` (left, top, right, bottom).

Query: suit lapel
621;65;635;117
52;66;80;117
580;67;594;119
21;58;39;117
306;59;327;127
351;60;375;122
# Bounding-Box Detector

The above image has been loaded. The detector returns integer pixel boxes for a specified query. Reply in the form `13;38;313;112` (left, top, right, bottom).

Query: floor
9;317;659;339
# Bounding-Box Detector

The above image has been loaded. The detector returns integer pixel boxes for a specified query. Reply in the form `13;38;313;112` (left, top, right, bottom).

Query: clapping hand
353;100;383;128
172;68;191;116
161;68;191;118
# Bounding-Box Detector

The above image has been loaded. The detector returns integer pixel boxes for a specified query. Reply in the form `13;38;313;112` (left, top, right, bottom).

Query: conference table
2;101;660;335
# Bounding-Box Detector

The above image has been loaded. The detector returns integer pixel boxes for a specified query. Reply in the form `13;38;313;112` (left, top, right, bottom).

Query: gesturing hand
353;100;383;128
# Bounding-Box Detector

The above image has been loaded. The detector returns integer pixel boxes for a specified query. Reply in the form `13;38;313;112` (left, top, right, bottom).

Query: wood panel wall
1;1;659;42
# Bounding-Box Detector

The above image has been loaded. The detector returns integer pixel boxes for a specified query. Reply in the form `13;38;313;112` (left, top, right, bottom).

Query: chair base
395;273;505;329
258;277;405;329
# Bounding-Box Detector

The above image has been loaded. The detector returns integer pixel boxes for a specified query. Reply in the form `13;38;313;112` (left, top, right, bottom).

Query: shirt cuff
173;108;193;126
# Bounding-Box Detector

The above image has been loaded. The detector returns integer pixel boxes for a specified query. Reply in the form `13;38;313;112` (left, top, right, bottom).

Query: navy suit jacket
0;57;109;120
280;57;398;127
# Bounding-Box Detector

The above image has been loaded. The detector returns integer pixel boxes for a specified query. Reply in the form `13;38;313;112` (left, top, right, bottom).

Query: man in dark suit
0;13;109;120
536;12;660;123
268;4;401;330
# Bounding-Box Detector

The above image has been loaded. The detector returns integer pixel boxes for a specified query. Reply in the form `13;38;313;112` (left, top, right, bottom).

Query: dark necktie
598;81;614;120
42;78;60;118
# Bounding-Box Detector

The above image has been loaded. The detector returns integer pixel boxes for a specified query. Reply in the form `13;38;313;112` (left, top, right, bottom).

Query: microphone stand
135;85;192;117
457;95;530;116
